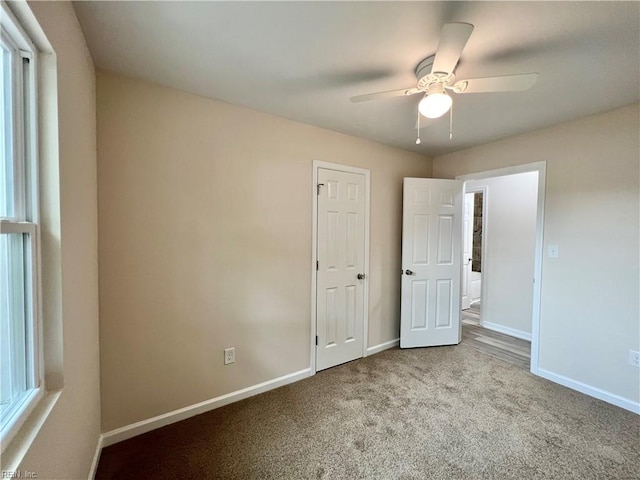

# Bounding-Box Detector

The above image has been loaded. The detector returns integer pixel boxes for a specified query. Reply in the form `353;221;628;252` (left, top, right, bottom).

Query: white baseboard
366;338;399;356
482;321;531;341
101;368;312;448
537;368;640;414
88;434;103;480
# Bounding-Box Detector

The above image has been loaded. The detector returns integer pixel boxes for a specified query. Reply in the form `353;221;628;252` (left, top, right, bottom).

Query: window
0;3;41;442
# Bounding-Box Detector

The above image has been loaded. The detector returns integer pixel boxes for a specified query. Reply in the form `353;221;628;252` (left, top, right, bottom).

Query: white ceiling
73;1;640;156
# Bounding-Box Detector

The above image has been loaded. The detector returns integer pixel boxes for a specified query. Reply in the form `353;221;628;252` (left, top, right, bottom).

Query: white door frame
310;160;370;375
456;161;546;375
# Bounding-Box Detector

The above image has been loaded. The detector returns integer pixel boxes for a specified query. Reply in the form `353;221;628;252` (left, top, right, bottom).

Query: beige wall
96;71;432;431
13;1;101;478
434;104;640;404
467;172;538;336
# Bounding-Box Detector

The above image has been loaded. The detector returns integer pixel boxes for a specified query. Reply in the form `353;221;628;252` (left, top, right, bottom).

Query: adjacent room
1;1;638;479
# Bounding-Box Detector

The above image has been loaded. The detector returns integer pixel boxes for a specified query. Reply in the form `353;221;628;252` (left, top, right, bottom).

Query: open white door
461;192;474;310
400;178;463;348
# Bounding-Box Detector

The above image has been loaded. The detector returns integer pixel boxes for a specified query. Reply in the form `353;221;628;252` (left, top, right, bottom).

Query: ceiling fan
350;23;539;140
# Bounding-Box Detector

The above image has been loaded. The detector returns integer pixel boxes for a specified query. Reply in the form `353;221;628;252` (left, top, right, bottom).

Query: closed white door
400;178;463;348
462;193;474;310
316;168;366;370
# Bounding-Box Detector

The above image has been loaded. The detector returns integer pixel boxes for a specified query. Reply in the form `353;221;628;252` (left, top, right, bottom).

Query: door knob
405;269;414;275
357;273;366;280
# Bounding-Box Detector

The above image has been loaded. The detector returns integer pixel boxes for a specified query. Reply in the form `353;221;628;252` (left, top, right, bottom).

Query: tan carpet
96;344;639;479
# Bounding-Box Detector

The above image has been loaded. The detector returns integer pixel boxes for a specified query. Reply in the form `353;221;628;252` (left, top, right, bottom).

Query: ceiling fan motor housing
415;55;455;92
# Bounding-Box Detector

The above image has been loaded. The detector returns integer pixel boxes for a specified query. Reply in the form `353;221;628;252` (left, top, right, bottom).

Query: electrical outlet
629;350;640;368
224;347;235;365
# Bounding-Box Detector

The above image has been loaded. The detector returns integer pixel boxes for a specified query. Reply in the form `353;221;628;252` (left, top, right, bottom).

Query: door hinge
315;335;318;346
316;260;319;270
317;183;324;195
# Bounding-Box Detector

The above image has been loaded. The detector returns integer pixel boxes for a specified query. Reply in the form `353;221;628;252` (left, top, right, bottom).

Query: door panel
413;214;430;264
436;279;453;327
316;168;366;370
411;280;428;329
437;215;454;264
401;178;463;348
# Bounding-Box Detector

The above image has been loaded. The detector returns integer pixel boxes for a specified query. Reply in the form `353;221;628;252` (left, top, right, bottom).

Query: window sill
1;388;44;448
0;389;61;472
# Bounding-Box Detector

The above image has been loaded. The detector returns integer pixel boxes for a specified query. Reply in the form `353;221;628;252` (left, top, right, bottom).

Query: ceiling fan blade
432;23;474;74
454;73;539;93
350;87;421;103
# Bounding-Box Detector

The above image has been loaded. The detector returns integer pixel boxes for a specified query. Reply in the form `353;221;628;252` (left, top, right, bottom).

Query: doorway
462;190;483;310
457;162;546;374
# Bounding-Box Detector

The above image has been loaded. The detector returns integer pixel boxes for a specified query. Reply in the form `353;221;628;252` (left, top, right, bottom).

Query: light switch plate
224;347;235;365
629;350;640;368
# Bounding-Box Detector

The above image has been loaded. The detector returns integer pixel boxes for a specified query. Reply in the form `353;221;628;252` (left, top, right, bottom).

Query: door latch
357;273;366;280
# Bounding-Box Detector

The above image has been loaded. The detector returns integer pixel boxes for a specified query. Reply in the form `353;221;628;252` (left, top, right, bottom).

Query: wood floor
461;304;531;370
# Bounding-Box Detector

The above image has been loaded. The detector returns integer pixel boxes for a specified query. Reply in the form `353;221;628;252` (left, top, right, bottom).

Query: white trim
0;387;43;451
531;164;546;374
311;160;370;374
481;321;531;342
0;0;44;450
457;161;546;376
101;368;312;448
0;1;62;472
0;3;36;53
365;338;399;356
311;163;319;374
88;434;103;480
0;220;36;234
0;390;60;472
537;368;640;415
456;161;545;181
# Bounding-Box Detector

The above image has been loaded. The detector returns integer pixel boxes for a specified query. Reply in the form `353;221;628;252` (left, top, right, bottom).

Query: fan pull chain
416;110;421;145
449;102;454;140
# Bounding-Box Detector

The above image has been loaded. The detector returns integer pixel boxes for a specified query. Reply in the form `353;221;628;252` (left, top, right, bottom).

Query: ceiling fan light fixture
418;91;452;119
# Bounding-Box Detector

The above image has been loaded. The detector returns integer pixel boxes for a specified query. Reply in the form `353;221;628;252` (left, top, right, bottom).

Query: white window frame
0;1;44;449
